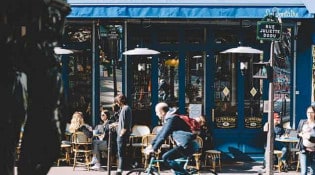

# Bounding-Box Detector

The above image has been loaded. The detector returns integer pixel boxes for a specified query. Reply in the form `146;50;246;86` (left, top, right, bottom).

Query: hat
273;113;280;119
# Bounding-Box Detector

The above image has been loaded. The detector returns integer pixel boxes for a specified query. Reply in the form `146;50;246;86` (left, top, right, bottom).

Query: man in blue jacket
144;102;199;175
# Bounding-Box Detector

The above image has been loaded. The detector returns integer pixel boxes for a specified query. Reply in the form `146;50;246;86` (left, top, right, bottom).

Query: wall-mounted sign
215;116;237;129
189;104;202;119
244;116;263;129
257;21;282;41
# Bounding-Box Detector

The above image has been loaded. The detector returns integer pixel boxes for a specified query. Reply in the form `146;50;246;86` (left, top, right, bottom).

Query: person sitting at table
90;110;113;170
263;112;288;171
69;111;93;138
273;112;289;171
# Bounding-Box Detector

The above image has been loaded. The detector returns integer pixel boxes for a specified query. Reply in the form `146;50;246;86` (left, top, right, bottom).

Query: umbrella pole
107;130;111;175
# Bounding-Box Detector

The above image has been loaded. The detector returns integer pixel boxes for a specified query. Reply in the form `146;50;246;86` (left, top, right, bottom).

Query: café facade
63;0;315;160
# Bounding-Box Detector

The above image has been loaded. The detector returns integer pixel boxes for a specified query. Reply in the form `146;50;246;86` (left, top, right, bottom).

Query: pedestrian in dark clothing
112;94;132;175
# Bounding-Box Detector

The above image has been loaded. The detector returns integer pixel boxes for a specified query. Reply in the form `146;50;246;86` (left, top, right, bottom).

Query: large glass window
213;53;237;128
64;24;92;124
185;52;204;104
273;27;292;128
131;56;152;110
158;52;179;107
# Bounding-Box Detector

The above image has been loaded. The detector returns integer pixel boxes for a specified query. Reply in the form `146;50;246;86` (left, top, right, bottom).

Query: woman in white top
297;106;315;175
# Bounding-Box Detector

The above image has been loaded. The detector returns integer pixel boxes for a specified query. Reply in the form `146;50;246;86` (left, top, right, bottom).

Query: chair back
72;132;91;144
195;135;203;151
132;125;151;137
142;134;156;147
152;126;163;134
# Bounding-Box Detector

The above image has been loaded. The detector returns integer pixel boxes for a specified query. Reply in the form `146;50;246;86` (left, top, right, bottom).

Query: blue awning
67;0;314;19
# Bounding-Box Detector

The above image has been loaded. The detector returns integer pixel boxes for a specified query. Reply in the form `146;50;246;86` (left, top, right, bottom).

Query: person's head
112;103;120;112
273;112;281;125
69;111;84;133
115;93;127;106
100;105;107;112
155;102;169;121
306;106;315;121
195;115;206;126
100;110;110;122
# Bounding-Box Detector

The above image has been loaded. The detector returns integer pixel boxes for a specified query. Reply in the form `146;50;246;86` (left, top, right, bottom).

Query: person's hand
109;122;118;129
300;132;311;139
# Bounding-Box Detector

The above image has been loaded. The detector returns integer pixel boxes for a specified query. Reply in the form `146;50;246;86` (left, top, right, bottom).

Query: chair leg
193;154;201;170
212;159;216;172
85;152;90;171
296;153;300;172
218;156;222;171
73;152;77;171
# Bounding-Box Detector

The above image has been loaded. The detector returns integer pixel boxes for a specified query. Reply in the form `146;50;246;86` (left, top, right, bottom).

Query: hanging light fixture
123;20;160;56
221;46;263;54
123;47;160;56
54;47;74;55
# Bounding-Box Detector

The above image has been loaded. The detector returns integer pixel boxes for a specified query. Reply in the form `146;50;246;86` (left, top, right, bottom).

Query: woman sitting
69;111;93;138
90;110;113;170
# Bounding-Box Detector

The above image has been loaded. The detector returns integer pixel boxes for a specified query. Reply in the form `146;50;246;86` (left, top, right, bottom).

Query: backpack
178;115;200;133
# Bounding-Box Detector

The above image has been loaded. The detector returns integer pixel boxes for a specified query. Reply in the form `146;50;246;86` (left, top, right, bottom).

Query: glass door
213;53;238;128
213;52;263;129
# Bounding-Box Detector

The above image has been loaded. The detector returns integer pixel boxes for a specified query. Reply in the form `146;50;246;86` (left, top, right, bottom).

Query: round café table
275;136;299;170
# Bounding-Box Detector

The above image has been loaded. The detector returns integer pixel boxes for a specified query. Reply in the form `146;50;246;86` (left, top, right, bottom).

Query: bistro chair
141;134;161;171
204;149;222;172
273;150;283;173
189;136;203;170
57;141;72;166
151;125;171;150
151;126;163;134
129;125;151;158
71;132;92;171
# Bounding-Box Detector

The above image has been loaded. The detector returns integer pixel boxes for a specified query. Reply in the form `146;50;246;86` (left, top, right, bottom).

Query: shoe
115;171;122;175
281;161;288;172
89;157;97;165
90;163;100;171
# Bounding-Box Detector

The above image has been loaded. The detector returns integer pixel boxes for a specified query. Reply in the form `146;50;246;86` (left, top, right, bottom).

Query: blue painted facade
64;0;315;161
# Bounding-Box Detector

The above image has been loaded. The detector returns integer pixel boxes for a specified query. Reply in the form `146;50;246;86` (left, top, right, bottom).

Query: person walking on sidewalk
297;106;315;175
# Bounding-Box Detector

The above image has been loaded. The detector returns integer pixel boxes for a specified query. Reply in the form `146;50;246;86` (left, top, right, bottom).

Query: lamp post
265;41;275;175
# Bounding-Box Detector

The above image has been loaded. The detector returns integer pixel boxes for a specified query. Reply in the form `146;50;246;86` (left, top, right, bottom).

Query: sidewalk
45;161;301;175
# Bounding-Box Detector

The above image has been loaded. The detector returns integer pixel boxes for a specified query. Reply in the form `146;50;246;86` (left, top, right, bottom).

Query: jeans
162;141;199;175
300;151;315;175
92;140;107;163
274;141;288;161
162;146;190;175
116;134;129;170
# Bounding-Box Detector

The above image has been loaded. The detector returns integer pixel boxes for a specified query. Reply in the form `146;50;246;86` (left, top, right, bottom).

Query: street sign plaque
257;21;282;41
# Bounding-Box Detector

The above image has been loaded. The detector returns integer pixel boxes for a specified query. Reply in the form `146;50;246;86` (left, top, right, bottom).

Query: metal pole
107;130;111;175
265;41;275;175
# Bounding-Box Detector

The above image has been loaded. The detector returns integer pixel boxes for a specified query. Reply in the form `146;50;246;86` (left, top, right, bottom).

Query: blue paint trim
92;24;100;126
151;54;159;127
61;56;69;118
68;6;313;19
295;22;314;124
